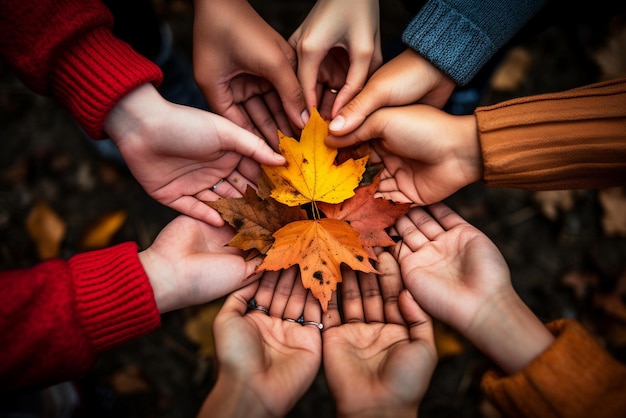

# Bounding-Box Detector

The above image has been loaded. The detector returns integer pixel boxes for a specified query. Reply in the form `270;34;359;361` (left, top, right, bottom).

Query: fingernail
273;153;286;163
301;110;310;125
329;115;345;132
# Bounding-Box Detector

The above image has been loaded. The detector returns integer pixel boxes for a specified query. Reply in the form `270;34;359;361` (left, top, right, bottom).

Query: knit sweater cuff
476;78;626;190
68;242;161;353
401;0;495;86
481;319;626;417
50;27;163;139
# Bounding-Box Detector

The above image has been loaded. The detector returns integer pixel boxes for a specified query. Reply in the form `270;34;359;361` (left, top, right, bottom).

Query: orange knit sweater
476;78;626;191
481;320;626;418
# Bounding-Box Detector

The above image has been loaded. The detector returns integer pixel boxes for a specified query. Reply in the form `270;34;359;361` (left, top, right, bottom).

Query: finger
327;81;386;136
243;95;280;146
394;209;431;252
236;157;263;183
318;88;338;120
224;170;255;196
325;108;387;149
331;54;371;117
398;289;436;348
303;288;322;324
340;268;364;323
252;270;280;311
268;267;297;318
407;206;446;241
322;286;341;331
168;196;225;227
283;272;308;321
222;280;261;318
266;49;308;129
264;90;295;139
359;270;384;323
220;124;286;166
427;202;469;231
294;41;326;112
377;252;405;325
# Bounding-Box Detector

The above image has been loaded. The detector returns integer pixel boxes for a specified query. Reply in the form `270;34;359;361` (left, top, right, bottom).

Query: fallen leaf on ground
532;190;575;221
598;187;626;237
26;200;66;260
184;301;223;358
80;210;127;249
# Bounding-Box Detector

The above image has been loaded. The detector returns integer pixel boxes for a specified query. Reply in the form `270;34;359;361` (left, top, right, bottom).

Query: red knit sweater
0;0;163;139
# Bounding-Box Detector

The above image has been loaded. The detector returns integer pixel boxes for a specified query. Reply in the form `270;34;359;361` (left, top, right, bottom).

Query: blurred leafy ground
1;1;625;417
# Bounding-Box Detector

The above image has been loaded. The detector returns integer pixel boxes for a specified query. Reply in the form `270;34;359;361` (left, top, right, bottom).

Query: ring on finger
210;178;226;191
302;321;324;330
247;299;269;315
329;88;339;94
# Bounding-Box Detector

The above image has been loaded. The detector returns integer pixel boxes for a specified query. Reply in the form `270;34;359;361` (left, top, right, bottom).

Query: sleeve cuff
68;242;161;352
50;27;163;139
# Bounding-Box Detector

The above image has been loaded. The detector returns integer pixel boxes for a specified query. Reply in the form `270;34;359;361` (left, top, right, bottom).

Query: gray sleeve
402;0;548;85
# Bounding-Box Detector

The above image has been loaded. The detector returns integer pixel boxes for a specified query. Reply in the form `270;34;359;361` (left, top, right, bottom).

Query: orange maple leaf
262;107;368;206
318;173;410;259
255;218;377;312
206;186;307;254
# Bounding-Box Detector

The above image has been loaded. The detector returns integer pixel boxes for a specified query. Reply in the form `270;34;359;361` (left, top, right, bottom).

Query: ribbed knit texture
481;319;626;418
476;78;626;190
0;242;160;391
402;0;547;85
0;0;163;139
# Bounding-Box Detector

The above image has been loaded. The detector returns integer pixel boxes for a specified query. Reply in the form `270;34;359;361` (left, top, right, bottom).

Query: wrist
455;114;484;185
466;290;555;375
200;372;271;418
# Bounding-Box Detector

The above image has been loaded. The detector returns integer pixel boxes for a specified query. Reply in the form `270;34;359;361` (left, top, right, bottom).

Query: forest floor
1;1;626;417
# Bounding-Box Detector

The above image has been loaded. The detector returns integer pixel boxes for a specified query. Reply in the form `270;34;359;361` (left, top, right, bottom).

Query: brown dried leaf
80;210;127;250
26;200;66;260
598;187;626;237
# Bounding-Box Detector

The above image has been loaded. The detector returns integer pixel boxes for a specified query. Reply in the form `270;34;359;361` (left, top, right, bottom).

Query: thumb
223;125;286;166
328;82;385;136
325;108;386;149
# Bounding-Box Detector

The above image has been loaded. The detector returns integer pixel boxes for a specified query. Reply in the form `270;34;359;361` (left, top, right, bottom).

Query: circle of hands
125;2;532;416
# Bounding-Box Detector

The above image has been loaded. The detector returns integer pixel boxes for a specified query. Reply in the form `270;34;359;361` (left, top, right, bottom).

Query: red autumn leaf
318;173;410;259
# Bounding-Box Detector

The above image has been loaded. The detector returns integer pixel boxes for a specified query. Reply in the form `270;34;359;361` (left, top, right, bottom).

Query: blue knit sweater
402;0;548;85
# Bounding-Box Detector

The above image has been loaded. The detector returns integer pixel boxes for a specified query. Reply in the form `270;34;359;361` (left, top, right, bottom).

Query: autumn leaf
262;107;368;206
26;200;66;260
318;173;410;259
256;218;377;311
206;186;307;254
80;210;127;250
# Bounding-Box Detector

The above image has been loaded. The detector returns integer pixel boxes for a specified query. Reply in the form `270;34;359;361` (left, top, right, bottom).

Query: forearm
476;78;626;190
466;290;554;375
402;0;548;85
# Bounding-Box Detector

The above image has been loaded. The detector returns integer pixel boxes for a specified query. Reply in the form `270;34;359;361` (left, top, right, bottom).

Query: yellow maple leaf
262;108;368;206
255;218;377;312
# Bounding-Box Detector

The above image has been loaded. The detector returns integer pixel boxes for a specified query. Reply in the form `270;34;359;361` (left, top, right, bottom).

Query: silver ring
249;305;269;315
302;321;323;330
284;318;298;323
210;178;226;191
329;88;339;94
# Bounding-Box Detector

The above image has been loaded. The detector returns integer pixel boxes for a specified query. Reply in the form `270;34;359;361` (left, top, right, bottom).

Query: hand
322;253;437;418
289;0;382;118
327;104;482;205
138;215;263;313
328;48;455;135
192;0;307;145
103;83;286;226
198;268;323;418
393;203;555;374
